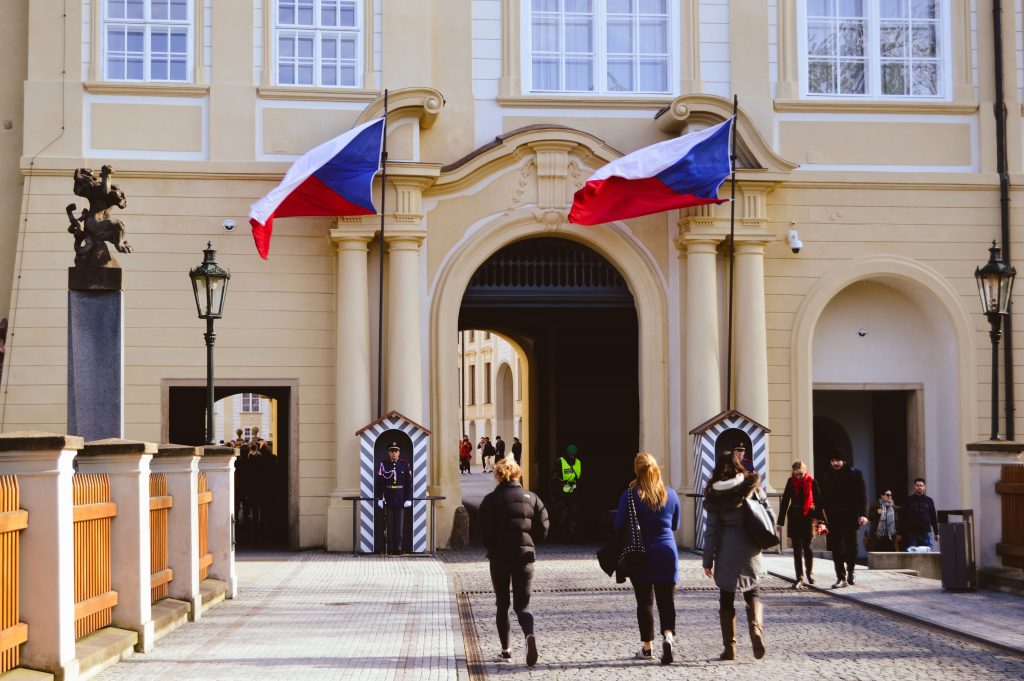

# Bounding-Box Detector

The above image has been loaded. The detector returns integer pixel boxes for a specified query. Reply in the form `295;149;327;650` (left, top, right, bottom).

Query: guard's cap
387;442;400;451
566;444;579;455
732;443;747;452
829;449;847;461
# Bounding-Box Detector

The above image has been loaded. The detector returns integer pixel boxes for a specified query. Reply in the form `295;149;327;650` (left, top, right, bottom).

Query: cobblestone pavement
94;551;464;681
441;545;1024;680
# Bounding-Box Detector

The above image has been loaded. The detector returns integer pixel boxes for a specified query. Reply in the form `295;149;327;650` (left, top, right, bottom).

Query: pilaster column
150;445;202;621
965;441;1024;568
732;239;771;426
198;445;238;598
385;233;426;422
682;238;723;430
76;438;157;652
327;229;373;552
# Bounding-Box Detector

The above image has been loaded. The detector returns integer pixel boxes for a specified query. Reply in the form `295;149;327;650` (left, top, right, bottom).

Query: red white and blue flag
249;117;385;259
568;117;734;226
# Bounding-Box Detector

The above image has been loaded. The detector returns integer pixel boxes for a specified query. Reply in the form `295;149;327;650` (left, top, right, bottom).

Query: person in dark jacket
613;452;681;664
495;435;506;461
702;445;766;661
820;450;868;588
902;477;939;549
478;458;549;666
776;460;824;589
511;436;522;466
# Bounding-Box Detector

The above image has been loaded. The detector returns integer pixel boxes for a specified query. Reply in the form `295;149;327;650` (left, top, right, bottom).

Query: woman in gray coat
701;445;766;661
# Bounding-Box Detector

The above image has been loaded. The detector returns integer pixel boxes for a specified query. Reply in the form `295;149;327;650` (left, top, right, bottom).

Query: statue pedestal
68;267;124;440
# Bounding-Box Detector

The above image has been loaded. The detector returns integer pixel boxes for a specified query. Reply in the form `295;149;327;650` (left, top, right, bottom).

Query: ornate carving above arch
356;87;445;129
655;94;798;174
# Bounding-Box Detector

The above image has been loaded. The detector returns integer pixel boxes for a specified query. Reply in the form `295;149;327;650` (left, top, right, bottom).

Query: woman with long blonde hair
614;452;681;664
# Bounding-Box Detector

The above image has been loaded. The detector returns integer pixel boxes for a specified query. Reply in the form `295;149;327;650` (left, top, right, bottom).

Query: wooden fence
198;472;213;580
0;475;28;674
149;473;173;603
72;474;117;639
997;464;1024;569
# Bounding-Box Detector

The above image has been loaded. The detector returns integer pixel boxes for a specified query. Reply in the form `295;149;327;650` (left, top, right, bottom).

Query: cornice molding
84;81;210;98
257;86;379;102
496;94;673;110
774;99;979;115
356;87;445;129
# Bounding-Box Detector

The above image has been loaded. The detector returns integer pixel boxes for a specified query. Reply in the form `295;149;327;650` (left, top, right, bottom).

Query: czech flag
568;117;734;226
248;117;385;259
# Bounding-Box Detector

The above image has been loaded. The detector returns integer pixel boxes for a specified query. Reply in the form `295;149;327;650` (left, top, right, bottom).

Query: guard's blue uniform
377;457;413;552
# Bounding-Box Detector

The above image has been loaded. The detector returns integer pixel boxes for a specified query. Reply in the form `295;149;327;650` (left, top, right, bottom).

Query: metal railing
342;496;446;556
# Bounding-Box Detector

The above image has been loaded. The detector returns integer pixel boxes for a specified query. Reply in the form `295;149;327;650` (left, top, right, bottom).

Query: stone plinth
966;440;1024;568
67;275;123;441
198;445;238;599
150;445;203;621
867;551;942;579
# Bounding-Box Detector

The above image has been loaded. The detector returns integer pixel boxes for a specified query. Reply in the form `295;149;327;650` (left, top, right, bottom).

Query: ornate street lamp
190;242;230;445
974;241;1016;440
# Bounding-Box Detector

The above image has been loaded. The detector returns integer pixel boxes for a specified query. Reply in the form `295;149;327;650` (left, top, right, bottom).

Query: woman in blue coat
614;452;681;664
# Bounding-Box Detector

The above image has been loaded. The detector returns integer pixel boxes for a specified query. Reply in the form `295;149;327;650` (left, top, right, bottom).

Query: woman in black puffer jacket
478;458;550;666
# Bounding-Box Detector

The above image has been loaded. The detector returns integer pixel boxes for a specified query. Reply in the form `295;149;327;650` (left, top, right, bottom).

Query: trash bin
937;509;977;591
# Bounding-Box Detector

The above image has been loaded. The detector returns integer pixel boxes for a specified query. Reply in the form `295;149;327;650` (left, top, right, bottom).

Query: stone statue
66;165;132;267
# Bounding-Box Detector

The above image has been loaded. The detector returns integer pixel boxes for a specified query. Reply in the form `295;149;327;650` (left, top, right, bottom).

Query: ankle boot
718;612;736;661
745;599;766;659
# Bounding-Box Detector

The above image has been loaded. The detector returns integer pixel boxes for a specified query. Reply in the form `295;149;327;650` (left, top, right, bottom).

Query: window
484;362;492;403
804;0;943;98
528;0;670;94
103;0;192;82
275;0;362;87
242;427;254;440
469;365;477;406
241;393;262;413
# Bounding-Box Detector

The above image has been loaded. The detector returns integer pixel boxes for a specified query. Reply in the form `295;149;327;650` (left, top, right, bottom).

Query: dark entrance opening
167;385;292;549
373;429;415;553
460;237;640;540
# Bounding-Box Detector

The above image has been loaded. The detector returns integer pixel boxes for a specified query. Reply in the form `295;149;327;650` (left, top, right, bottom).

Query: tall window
275;0;362;87
529;0;670;94
104;0;192;82
804;0;943;97
241;393;262;413
469;365;477;406
484;362;492;403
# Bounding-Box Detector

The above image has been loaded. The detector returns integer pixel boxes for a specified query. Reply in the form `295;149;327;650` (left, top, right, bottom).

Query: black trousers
792;532;814;579
718;587;760;616
631;581;675;641
383;491;405;552
489;560;535;649
830;526;859;579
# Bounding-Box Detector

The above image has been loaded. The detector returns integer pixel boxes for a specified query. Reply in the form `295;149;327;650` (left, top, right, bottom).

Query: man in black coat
902;477;939;549
478;459;549;666
820;450;867;588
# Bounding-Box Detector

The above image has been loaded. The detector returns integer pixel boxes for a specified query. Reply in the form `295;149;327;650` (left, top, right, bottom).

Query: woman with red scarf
776;460;825;590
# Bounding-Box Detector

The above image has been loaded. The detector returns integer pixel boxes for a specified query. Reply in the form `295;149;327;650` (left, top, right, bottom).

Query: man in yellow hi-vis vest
552;444;582;541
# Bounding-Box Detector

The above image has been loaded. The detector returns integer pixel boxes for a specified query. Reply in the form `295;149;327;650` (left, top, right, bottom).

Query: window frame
272;0;364;89
797;0;952;101
101;0;195;83
521;0;678;96
240;393;262;413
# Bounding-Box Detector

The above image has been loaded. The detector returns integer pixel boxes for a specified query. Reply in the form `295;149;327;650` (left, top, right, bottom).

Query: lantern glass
189;244;230;319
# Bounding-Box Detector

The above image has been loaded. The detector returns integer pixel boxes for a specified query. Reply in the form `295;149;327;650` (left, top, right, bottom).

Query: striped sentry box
690;410;770;550
355;411;431;554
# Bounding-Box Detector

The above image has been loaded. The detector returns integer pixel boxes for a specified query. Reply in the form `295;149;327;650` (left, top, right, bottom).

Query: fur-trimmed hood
704;472;760;513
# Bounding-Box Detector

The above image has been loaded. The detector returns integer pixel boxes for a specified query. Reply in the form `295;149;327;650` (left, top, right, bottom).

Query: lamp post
190;242;231;445
975;241;1016;440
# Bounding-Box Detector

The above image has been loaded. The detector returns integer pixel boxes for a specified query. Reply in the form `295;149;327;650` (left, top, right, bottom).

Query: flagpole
377;90;389;419
725;95;738;412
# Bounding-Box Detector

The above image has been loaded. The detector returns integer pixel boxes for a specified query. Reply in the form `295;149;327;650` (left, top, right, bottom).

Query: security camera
787;228;803;254
223;219;236;232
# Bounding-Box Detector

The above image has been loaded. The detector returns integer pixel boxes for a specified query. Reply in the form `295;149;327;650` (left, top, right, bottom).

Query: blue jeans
905;531;932;549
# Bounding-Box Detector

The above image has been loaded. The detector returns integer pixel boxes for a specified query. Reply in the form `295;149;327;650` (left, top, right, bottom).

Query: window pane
298;64;314;84
607;58;633;91
838;0;863;16
533;57;559;89
109;29;125;51
880;23;908;57
298;36;314;58
279;63;295;84
279;2;295;24
839;21;864;56
340;2;357;26
170;58;187;80
322;5;337;26
639;18;666;54
881;0;906;18
807;21;835;56
127;0;144;19
606;19;632;53
882;62;908;94
911;0;937;19
565;17;593;52
533;18;559;51
807;0;833;17
607;0;632;12
108;58;125;79
532;0;558;11
839;61;865;94
152;58;168;80
279;36;295;58
152;31;168;53
153;0;169;21
298;1;314;25
170;30;187;53
170;0;188;21
639;0;666;13
912;62;937;95
339;36;356;59
109;0;126;19
912;24;936;58
565;57;593;90
638;58;667;92
128;30;145;52
322;38;337;58
565;0;593;12
322;64;337;86
127;57;144;79
339;64;355;85
808;60;836;93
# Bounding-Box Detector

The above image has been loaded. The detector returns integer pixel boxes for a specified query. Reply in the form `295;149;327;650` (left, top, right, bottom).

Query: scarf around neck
876;498;897;538
794;473;814;516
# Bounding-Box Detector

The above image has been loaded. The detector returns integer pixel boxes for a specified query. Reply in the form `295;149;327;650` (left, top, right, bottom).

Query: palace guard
377;443;413;553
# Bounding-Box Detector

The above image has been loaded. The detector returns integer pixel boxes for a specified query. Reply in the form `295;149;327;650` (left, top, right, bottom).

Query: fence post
199;445;238;599
965;441;1024;567
0;432;82;680
76;438;157;652
150;445;202;621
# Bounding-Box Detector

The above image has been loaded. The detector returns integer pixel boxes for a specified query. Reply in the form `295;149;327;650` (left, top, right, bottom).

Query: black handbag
617;488;647;573
742;487;780;550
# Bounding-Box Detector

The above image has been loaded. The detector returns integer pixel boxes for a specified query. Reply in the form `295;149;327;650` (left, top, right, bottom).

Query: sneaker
661;634;674;665
526;635;538;667
496;651;511;662
831;578;847;589
635;647;653;659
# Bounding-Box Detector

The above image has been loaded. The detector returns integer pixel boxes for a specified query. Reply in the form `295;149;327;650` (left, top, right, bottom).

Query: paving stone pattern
443;545;1024;680
94;552;463;681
